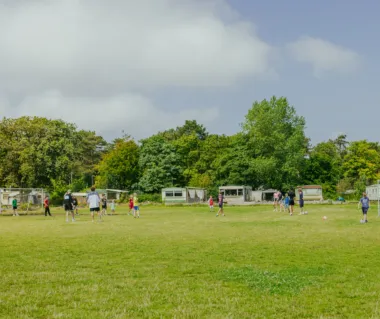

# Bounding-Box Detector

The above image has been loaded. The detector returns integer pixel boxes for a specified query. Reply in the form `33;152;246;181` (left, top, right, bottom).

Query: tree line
1;96;379;201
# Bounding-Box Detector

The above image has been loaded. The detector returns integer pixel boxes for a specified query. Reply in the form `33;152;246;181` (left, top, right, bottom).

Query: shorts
102;205;107;209
134;206;139;210
12;206;17;210
285;204;289;209
90;207;100;212
209;205;214;209
289;199;295;206
299;200;304;208
218;203;223;208
362;207;369;214
274;198;279;202
64;204;73;211
129;205;134;209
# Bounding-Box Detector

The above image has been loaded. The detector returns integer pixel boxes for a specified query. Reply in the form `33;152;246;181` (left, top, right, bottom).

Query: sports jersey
87;191;100;209
218;194;223;204
360;196;370;208
63;193;73;206
209;198;214;206
12;199;17;207
284;197;290;204
133;196;139;207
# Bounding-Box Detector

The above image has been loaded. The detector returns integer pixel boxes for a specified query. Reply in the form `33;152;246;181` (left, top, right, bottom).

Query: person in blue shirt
284;194;290;213
358;192;370;223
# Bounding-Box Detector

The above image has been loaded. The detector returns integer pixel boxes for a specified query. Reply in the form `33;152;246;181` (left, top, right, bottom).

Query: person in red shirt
44;196;52;216
208;196;214;212
128;196;134;215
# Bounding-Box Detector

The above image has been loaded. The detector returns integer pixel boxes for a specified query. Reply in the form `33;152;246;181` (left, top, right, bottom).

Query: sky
0;0;379;145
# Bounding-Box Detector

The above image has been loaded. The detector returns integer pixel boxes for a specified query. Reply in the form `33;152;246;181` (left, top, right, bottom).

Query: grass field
1;204;380;319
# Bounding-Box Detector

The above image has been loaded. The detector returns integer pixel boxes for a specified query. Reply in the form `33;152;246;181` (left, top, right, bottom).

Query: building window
165;191;174;197
174;191;183;197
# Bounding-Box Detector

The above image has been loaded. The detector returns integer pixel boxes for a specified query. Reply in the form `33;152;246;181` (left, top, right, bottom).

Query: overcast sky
0;0;378;145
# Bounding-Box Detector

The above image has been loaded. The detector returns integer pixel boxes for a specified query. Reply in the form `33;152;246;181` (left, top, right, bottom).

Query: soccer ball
304;211;308;215
360;219;365;224
322;216;327;220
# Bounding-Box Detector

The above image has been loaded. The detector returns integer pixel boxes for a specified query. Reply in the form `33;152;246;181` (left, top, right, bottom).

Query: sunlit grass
1;204;380;318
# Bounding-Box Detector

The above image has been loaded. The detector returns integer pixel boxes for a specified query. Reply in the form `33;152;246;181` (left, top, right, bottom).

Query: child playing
133;193;140;218
128;196;134;215
284;194;290;214
208;196;214;212
110;200;116;215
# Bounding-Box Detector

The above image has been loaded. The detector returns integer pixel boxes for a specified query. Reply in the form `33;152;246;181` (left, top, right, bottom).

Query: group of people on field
61;187;140;222
272;189;306;216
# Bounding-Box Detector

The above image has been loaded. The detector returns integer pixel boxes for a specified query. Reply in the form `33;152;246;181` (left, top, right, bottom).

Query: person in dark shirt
298;189;305;215
63;190;75;223
216;192;225;217
288;190;295;216
101;194;107;216
72;197;79;215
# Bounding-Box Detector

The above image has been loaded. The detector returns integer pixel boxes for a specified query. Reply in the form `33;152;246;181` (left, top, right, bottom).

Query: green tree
96;137;139;190
138;135;182;193
342;140;380;185
241;96;308;190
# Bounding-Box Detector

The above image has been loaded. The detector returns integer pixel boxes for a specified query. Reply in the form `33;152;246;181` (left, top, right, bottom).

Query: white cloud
287;36;360;77
0;0;273;93
0;0;274;139
2;91;219;140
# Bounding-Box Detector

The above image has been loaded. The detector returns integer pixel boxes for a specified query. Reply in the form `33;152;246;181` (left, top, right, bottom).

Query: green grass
1;205;380;318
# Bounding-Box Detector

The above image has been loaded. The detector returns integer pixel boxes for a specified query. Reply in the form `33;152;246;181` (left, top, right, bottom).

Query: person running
133;193;140;218
278;191;283;212
44;195;52;217
128;196;134;215
110;200;116;215
288;190;296;216
12;198;19;216
63;190;75;222
298;189;305;215
284;193;290;213
273;191;279;212
358;192;370;223
87;187;101;222
208;196;214;212
101;194;107;216
216;192;225;217
72;196;79;215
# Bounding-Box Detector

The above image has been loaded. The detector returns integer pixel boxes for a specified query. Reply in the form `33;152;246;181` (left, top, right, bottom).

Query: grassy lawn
1;204;380;318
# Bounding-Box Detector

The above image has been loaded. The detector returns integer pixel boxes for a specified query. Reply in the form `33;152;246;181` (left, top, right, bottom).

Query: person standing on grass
278;191;283;212
128;196;134;215
273;191;279;212
63;190;75;223
288;190;296;216
87;187;101;222
12;198;19;216
44;195;52;217
208;196;214;212
358;192;370;223
72;196;79;215
101;194;107;216
216;192;225;217
133;193;140;218
284;193;290;213
110;200;116;215
298;189;305;215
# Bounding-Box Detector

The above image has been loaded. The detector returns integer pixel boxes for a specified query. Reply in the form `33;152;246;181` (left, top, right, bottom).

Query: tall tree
241;96;308;190
96;136;139;190
138;135;182;193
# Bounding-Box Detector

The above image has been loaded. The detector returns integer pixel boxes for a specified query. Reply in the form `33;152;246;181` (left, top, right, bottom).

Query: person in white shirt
87;186;101;222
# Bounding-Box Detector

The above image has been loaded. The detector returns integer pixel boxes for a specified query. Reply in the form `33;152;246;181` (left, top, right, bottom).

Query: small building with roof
219;185;252;204
295;185;323;201
162;187;206;204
